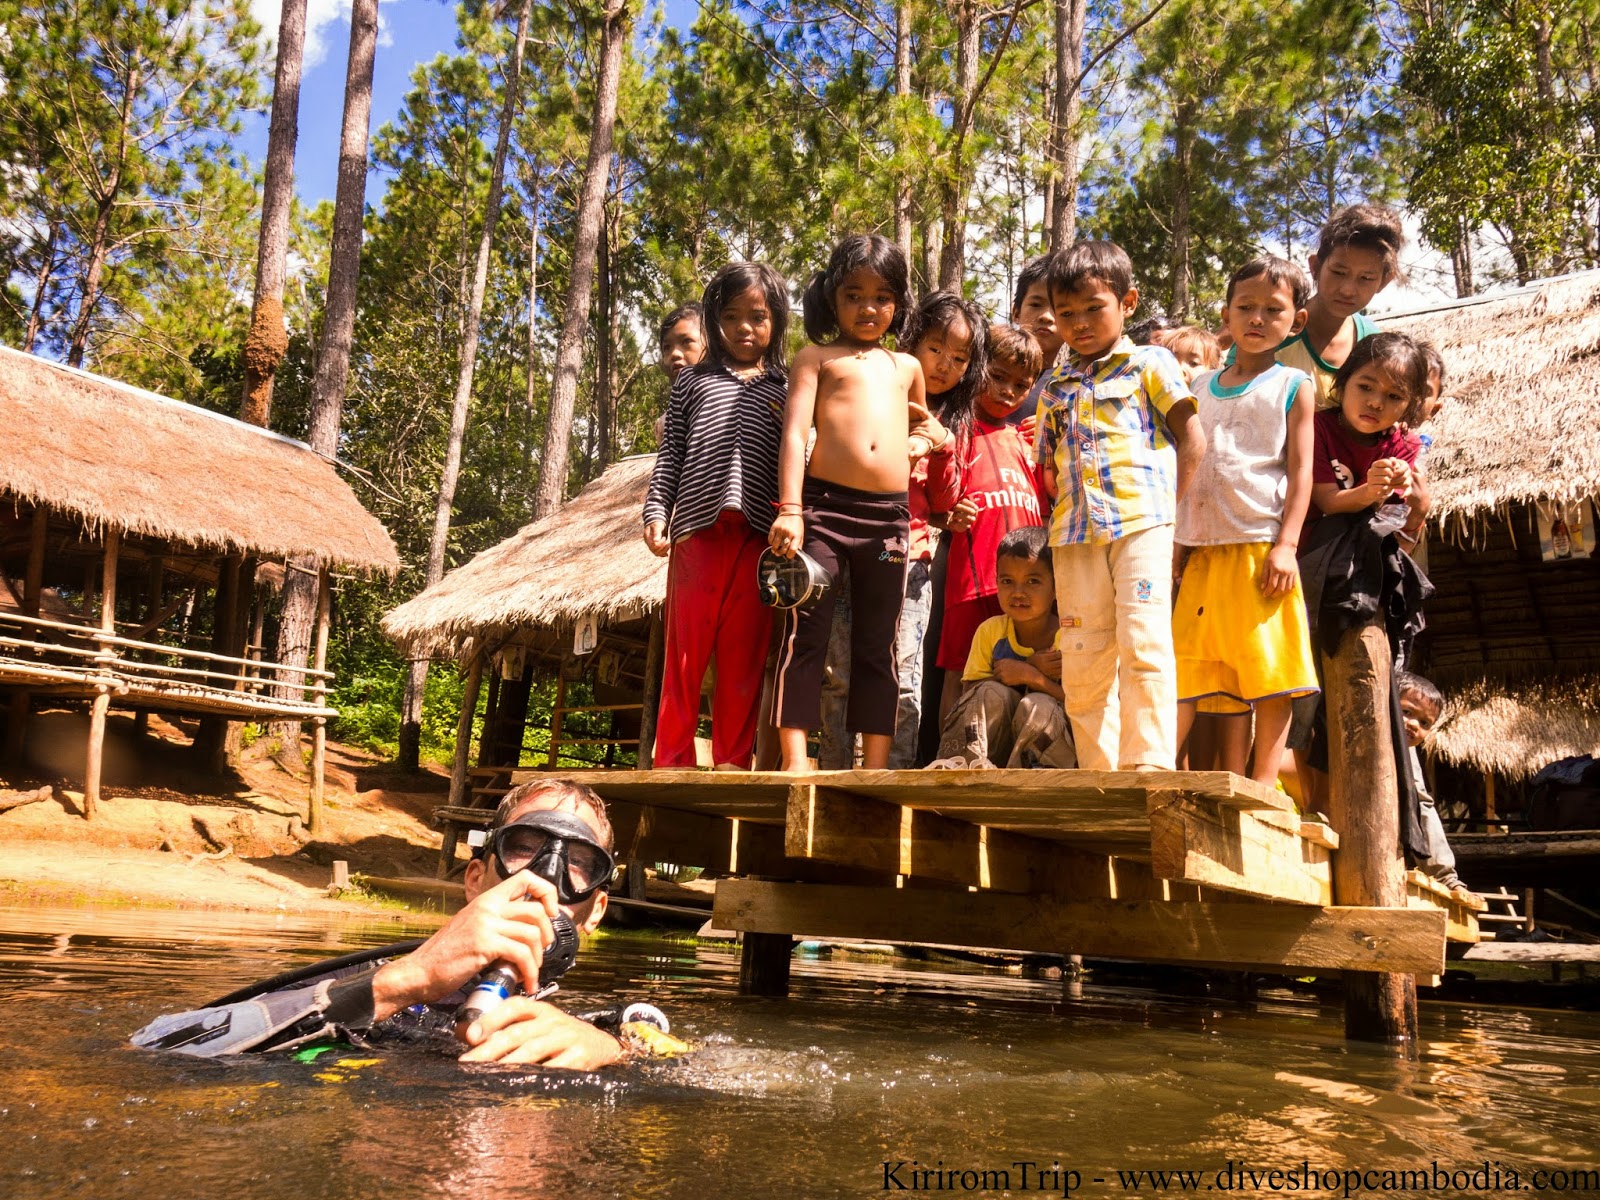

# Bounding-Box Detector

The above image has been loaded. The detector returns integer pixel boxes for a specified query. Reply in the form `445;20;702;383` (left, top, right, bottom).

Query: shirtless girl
769;234;933;770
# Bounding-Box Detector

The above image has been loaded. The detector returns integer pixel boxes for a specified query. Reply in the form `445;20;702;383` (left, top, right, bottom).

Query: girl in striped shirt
643;262;791;769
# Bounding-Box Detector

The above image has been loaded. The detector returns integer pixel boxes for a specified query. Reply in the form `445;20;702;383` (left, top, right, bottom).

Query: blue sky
238;0;701;207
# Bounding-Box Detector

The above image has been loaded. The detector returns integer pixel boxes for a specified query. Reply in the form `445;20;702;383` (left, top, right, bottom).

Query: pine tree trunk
66;59;136;369
1168;104;1194;319
1048;0;1085;250
241;0;307;427
892;0;913;265
595;201;613;472
271;0;379;766
23;221;59;352
532;0;631;520
399;0;535;771
937;1;981;291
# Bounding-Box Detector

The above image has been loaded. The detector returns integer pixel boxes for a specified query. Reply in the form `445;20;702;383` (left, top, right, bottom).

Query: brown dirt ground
0;709;453;918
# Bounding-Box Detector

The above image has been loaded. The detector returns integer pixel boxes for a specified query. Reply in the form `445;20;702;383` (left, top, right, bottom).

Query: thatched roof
0;345;398;572
1385;270;1600;523
383;454;666;658
1431;677;1600;780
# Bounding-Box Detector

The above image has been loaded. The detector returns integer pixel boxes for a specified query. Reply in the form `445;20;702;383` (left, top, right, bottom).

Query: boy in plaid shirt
1034;242;1205;770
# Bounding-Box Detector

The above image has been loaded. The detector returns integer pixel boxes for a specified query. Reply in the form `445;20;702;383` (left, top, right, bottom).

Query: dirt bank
0;710;454;918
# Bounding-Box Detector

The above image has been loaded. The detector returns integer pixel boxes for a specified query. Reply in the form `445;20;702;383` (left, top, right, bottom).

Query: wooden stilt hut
0;345;399;816
1386;270;1600;883
381;454;670;861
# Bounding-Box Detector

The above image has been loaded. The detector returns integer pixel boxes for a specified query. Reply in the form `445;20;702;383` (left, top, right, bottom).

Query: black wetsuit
130;943;663;1059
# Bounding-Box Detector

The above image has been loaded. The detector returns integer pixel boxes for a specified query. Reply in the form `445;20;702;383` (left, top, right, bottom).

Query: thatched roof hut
1;345;399;817
383;453;664;660
383;454;669;788
0;344;398;572
1385;271;1600;784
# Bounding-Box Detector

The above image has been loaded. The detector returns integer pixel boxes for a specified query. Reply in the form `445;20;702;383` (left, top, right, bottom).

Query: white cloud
250;0;359;72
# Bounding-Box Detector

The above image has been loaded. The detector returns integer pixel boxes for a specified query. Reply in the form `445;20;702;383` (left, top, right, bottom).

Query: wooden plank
1405;869;1481;945
1462;942;1600;964
785;783;1132;899
1147;789;1331;905
712;880;1448;976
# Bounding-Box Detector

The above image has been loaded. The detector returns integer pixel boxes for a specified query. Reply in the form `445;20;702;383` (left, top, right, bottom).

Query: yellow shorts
1173;542;1319;714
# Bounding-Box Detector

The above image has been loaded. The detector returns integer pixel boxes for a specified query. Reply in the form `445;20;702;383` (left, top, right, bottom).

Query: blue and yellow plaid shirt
1033;336;1194;545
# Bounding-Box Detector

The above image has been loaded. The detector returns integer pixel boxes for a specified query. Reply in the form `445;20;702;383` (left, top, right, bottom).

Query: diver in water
132;778;684;1066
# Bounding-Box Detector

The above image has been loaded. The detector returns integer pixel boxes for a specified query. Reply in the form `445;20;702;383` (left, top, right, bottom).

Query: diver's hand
370;869;559;1020
457;998;625;1069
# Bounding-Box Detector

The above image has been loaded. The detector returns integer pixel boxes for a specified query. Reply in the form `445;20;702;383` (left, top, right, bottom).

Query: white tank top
1175;364;1309;546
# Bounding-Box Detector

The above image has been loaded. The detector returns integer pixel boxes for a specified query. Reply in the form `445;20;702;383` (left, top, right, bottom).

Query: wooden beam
83;529;120;819
605;799;890;885
638;613;664;769
3;507;46;765
1147;789;1332;905
307;567;331;836
784;782;1129;899
1324;618;1417;1044
1406;869;1481;944
449;651;486;809
712;880;1447;976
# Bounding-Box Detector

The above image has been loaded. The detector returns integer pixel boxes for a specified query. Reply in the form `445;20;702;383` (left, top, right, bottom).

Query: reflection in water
1;906;1598;1199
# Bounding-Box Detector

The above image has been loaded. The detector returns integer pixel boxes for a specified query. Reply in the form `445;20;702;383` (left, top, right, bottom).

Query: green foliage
0;0;265;372
1400;0;1599;282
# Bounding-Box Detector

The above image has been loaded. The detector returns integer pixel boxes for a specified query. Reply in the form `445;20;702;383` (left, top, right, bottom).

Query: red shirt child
927;326;1047;672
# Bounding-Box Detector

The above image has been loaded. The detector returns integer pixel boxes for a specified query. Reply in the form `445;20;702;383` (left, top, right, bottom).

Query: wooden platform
460;768;1461;978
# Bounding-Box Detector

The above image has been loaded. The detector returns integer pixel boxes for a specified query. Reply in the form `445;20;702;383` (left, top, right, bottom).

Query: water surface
3;907;1598;1199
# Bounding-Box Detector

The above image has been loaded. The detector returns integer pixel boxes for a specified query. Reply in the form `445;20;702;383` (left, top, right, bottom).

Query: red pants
655;511;771;768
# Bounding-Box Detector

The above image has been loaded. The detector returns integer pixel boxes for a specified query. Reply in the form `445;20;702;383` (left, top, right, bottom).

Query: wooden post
132;556;165;740
448;650;486;809
84;529;120;820
739;932;794;996
547;671;568;767
5;506;47;764
477;665;501;767
1323;617;1417;1046
638;612;665;769
307;567;331;836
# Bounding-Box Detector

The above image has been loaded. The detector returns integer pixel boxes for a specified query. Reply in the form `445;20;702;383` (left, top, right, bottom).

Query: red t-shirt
907;457;936;562
1311;408;1422;517
926;416;1046;604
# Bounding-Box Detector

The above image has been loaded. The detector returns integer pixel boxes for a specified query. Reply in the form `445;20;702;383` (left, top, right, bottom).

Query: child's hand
947;497;979;532
1172;543;1192;592
1019;413;1038;445
643;521;671;557
769;512;804;559
1031;647;1062;681
1261;543;1299;597
993;658;1035;689
1365;458;1408;499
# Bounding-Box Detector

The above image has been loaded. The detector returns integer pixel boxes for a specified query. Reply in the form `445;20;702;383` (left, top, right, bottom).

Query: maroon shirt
1311;408;1422;518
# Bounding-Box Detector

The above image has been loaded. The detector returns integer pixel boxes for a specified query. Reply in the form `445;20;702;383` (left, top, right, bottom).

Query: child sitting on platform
1397;671;1477;902
934;526;1074;769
